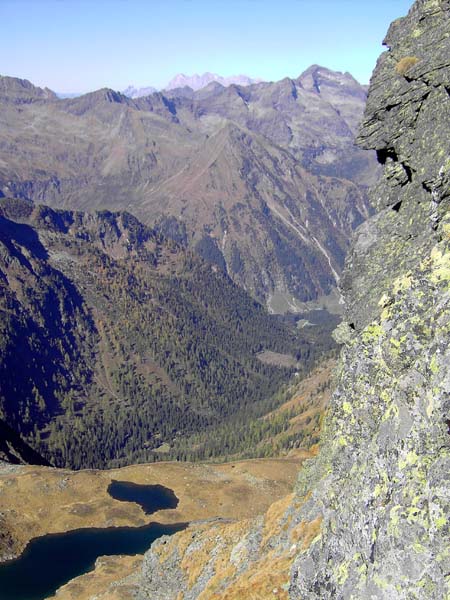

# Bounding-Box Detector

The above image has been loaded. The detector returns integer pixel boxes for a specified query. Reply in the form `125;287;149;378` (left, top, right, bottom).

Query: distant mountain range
56;73;264;99
123;73;263;98
0;66;377;311
164;72;263;91
121;84;157;98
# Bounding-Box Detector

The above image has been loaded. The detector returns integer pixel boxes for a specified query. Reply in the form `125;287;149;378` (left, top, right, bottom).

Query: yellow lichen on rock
429;244;450;284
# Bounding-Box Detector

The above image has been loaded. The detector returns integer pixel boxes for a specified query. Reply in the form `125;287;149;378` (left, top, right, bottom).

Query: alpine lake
0;481;185;600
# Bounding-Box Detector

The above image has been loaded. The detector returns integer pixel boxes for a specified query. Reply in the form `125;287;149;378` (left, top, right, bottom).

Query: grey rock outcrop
290;1;450;597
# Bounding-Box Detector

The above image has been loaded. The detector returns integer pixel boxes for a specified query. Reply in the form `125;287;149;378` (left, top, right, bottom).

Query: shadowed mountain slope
0;419;50;466
0;198;332;469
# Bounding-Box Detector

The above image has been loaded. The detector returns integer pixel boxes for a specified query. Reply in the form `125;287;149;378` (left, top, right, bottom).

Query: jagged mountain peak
57;87;136;118
299;63;358;82
298;64;365;98
200;80;226;92
0;74;57;103
68;87;129;105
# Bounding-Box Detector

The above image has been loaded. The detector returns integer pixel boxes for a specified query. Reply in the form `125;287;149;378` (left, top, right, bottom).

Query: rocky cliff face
291;0;450;597
137;1;449;598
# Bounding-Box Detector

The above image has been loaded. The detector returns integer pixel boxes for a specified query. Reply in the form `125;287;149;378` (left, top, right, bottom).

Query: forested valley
0;199;337;468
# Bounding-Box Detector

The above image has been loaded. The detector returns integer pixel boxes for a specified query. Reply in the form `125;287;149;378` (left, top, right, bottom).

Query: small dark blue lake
108;480;179;514
0;482;185;600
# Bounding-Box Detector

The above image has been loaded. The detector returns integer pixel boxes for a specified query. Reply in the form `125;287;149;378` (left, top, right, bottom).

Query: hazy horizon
1;0;412;94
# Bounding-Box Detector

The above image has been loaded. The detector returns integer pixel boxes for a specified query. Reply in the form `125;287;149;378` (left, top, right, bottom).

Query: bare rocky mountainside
0;66;376;311
130;1;449;598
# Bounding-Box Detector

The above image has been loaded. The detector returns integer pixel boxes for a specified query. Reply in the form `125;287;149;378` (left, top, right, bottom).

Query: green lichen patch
428;245;450;285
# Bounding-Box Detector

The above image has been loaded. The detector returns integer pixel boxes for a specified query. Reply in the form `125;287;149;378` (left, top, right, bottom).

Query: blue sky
0;0;413;93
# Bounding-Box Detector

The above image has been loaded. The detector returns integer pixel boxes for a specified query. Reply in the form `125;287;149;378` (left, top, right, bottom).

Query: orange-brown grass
53;554;142;600
396;56;419;75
